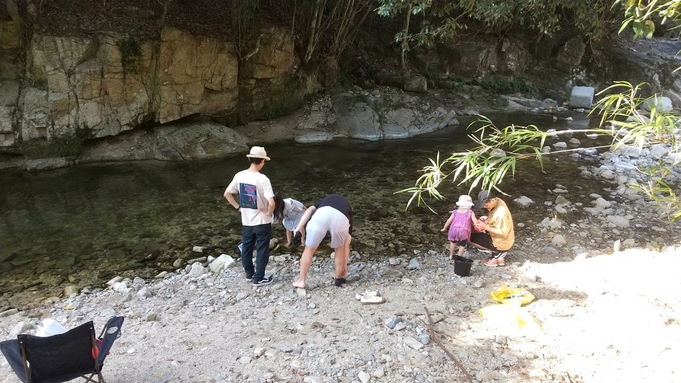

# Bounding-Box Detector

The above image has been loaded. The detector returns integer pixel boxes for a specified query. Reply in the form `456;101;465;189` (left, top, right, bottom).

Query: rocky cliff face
0;22;305;152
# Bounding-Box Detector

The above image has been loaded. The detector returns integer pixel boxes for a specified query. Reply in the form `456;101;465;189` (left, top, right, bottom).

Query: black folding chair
1;316;124;383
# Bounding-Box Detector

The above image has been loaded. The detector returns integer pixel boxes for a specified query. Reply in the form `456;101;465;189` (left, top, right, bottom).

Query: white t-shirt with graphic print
225;170;274;226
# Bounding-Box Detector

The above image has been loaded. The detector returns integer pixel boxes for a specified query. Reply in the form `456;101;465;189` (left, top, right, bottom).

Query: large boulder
331;94;381;141
328;88;459;141
80;122;249;162
555;37;586;69
403;75;428;93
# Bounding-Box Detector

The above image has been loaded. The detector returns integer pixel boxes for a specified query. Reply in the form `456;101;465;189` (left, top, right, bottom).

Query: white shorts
305;206;350;249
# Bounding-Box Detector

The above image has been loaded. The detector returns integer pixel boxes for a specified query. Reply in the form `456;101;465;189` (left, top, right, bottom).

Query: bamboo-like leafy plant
397;116;613;211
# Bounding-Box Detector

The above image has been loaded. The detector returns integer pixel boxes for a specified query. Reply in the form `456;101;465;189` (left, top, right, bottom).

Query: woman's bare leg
293;246;317;288
334;235;352;279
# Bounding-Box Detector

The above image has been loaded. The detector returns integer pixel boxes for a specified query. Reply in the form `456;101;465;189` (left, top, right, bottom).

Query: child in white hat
441;194;481;260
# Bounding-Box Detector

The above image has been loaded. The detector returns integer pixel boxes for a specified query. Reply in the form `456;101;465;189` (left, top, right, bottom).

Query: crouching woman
469;191;515;267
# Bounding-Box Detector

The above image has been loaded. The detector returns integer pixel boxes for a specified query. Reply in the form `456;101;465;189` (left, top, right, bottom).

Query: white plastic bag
35;319;68;337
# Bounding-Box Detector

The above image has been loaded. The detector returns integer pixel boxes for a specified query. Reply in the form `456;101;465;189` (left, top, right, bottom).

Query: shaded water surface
0;113;602;306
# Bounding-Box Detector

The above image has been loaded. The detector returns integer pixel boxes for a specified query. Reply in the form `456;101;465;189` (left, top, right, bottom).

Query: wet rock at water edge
63;285;79;297
513;196;535;208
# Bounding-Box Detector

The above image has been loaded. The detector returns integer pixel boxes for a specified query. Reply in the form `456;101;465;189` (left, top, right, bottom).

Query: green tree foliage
376;0;620;60
616;0;681;38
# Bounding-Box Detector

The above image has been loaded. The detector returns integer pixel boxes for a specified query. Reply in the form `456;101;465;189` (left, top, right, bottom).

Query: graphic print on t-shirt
239;183;258;209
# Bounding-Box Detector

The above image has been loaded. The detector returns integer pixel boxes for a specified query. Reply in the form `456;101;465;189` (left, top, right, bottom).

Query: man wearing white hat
224;146;276;286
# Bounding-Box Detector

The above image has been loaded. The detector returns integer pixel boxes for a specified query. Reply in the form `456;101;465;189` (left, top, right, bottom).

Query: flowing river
0;112;604;308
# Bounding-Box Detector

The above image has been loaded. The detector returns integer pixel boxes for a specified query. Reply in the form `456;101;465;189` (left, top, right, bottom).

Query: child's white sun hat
456;195;474;207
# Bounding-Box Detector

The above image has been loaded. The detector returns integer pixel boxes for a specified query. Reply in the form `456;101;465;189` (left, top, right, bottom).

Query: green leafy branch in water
396;116;613;212
594;81;681;223
632;163;681;223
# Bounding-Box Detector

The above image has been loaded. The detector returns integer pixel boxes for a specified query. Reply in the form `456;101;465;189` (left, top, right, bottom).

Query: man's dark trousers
241;223;272;281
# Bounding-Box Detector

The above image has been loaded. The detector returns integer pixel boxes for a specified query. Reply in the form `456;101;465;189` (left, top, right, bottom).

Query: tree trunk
400;2;412;74
157;0;172;32
304;0;323;64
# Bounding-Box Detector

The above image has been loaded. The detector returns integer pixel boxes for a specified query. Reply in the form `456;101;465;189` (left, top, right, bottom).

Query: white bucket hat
456;195;474;208
246;146;270;161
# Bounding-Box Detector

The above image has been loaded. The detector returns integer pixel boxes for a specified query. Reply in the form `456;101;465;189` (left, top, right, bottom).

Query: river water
0;112;601;307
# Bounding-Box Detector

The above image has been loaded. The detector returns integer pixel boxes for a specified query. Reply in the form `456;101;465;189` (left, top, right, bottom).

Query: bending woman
469;191;515;267
292;194;353;289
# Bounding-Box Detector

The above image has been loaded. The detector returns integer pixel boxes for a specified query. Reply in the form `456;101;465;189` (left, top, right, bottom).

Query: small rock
555;195;569;206
406;259;421;270
188;262;206;277
0;308;19;318
280;345;294;353
64;285;79;297
598;169;615;180
10;321;33;336
551;235;567;247
606;215;630;228
490;148;506;158
513;196;535;208
385;317;402;329
403;337;425;350
112;281;130;293
358;371;371;383
136;287;152;298
209;254;235;273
